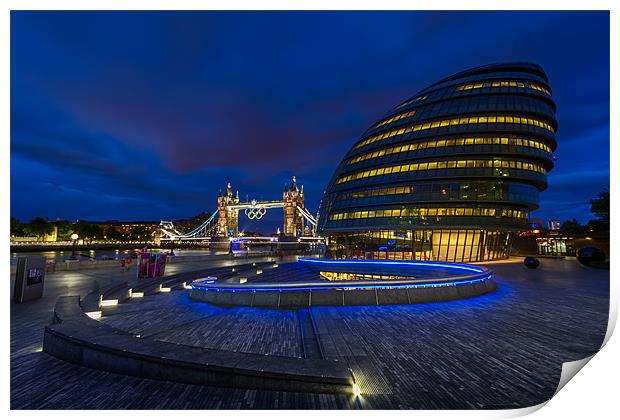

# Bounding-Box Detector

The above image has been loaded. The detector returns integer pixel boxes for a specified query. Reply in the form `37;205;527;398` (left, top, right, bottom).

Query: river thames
10;248;216;265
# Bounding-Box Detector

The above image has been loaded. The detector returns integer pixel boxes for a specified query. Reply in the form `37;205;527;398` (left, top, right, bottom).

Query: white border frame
2;2;617;419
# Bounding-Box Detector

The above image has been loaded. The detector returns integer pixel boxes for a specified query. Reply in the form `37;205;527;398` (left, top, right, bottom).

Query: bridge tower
283;176;305;237
216;182;239;237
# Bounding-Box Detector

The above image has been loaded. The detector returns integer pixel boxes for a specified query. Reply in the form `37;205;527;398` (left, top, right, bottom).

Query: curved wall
317;62;557;262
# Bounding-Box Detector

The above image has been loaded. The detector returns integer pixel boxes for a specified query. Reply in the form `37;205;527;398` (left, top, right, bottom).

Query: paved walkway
9;255;278;359
11;257;609;409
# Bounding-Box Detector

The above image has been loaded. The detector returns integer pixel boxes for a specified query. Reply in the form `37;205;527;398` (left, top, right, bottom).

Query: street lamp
70;233;79;259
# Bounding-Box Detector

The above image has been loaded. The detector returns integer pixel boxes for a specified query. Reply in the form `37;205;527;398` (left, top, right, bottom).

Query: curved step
44;295;354;395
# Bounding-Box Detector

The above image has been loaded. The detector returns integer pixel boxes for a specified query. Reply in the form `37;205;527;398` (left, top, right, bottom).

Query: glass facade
317;62;557;262
327;230;512;262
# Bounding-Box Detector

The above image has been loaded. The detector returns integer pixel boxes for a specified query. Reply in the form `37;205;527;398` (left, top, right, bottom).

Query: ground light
85;311;102;319
98;296;118;308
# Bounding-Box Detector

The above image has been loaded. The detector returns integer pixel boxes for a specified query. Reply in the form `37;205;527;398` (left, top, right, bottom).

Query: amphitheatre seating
79;281;131;313
44;295;353;394
80;261;278;313
131;261;276;295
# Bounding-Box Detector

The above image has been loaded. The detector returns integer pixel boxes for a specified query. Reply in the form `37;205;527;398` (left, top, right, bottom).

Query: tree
24;217;54;239
87;224;103;243
10;217;25;236
54;219;76;241
586;219;609;238
559;218;587;236
73;221;103;243
105;227;126;242
590;190;609;221
589;190;609;235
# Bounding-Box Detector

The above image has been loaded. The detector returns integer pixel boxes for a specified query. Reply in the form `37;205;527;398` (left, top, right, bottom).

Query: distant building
11;226;58;243
548;219;561;230
529;219;545;229
317;62;557;262
94;221;160;235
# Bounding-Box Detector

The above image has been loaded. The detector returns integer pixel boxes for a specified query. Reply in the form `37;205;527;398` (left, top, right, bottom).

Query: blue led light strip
298;258;485;273
191;275;492;293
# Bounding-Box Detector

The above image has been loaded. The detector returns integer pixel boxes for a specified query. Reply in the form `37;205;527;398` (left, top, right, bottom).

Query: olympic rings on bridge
245;206;267;220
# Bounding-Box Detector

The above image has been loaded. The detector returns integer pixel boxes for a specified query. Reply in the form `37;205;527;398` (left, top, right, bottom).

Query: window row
394;95;428;110
335;158;546;185
342;228;509;241
411;100;554;125
382;81;551;128
334;181;539;203
455;80;551;95
354;114;555;150
376;96;554;134
346;185;414;198
347;136;552;165
423;71;548;97
373;110;416;129
328;206;528;221
345;230;430;240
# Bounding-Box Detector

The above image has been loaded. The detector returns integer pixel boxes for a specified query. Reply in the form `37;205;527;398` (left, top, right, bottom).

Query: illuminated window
455;80;551;95
394;95;428;110
353;114;554;149
329;206;528;221
373;110;417;129
335;158;545;184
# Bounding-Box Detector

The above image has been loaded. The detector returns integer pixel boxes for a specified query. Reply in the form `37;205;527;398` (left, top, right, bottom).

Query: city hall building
317;62;557;262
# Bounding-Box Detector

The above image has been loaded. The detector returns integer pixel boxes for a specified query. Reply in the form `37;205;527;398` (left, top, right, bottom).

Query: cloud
10;10;610;231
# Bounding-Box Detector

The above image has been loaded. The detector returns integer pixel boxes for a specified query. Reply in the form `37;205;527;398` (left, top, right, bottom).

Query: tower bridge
159;177;317;242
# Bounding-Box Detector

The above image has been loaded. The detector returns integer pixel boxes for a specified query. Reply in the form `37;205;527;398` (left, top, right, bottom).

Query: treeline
559;191;609;238
10;217;154;243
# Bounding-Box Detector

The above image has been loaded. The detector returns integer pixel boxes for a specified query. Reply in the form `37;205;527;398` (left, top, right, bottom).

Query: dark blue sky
11;10;609;233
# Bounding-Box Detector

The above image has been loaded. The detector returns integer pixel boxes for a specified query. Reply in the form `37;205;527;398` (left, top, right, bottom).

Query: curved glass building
317;62;557;262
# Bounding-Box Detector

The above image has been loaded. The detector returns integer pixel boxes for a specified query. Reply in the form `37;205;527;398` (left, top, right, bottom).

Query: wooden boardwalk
11;258;609;409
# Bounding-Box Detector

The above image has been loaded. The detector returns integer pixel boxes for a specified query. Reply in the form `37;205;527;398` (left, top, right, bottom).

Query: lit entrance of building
536;236;576;256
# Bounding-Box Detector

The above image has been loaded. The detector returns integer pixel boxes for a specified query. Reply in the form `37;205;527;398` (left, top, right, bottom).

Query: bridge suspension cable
297;206;318;234
159;210;219;241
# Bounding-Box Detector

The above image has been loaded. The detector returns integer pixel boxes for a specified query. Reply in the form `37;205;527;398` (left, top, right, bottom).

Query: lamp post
70;233;79;260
